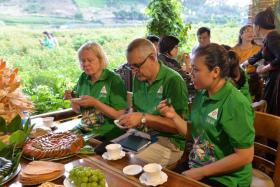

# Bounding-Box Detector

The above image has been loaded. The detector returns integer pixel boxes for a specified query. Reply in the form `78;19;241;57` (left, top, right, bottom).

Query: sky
226;0;250;7
206;0;250;7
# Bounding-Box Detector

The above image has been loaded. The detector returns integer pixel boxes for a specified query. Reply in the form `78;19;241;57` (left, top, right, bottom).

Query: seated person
227;50;251;102
115;35;160;92
64;41;128;140
158;35;194;99
118;38;189;166
232;24;262;101
146;35;160;53
190;27;211;58
158;43;255;187
40;31;55;49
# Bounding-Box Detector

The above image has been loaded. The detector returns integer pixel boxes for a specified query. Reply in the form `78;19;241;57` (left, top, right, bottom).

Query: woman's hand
64;90;73;100
182;168;205;181
157;100;177;119
240;60;249;69
71;102;80;113
256;64;271;74
75;95;97;107
118;112;143;128
182;53;192;73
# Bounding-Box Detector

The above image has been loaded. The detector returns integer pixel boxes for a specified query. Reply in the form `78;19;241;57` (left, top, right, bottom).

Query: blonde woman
64;41;128;140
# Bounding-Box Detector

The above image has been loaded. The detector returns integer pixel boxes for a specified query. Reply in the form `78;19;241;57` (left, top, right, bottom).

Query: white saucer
139;171;168;186
123;165;142;176
102;151;126;160
114;120;128;129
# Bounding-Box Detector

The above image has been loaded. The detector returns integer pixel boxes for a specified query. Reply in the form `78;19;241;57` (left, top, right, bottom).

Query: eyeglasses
129;53;153;70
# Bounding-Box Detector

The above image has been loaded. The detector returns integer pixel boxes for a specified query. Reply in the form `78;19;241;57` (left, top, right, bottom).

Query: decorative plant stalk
0;58;33;123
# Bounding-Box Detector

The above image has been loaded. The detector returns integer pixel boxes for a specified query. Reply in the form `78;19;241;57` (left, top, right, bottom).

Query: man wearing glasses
118;38;189;166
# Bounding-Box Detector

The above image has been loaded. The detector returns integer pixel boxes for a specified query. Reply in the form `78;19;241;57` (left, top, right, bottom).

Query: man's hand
118;112;143;128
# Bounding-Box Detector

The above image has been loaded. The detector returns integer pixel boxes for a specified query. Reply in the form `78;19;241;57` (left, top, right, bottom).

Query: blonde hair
78;41;108;68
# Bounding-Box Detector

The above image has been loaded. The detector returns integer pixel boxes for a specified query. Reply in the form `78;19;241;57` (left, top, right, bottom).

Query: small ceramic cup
143;163;162;183
42;117;54;127
105;143;122;159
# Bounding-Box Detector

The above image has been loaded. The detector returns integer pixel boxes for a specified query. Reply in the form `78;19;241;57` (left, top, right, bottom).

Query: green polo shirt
189;81;255;187
74;69;128;140
229;69;252;103
133;61;189;150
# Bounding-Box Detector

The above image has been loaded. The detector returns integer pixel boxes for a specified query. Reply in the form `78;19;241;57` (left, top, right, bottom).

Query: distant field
0;25;240;114
0;14;84;26
74;0;105;8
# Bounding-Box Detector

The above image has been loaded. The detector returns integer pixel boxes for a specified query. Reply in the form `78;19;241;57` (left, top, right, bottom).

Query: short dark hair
195;43;239;78
159;35;180;54
197;27;211;36
254;7;275;30
146;35;160;43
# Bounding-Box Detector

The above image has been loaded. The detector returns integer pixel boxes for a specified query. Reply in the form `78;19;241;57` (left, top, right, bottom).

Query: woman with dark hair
159;43;255;187
233;25;262;101
242;7;280;115
158;35;194;98
227;50;251;102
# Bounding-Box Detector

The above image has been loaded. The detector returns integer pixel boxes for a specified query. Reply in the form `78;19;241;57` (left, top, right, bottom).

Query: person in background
118;38;189;166
39;31;55;49
242;7;280;115
158;35;194;98
190;27;211;58
64;41;128;140
159;43;255;187
50;33;59;47
228;50;251;102
232;25;262;101
146;35;160;53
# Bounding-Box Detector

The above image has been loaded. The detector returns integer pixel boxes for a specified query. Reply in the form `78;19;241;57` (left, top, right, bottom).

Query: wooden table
6;154;209;187
5;118;210;187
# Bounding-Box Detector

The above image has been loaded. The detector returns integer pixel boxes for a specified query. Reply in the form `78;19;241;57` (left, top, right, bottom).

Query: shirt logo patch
157;86;163;94
100;86;107;95
208;108;218;120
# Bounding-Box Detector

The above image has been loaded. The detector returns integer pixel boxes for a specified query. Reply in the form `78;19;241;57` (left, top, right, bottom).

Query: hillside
0;0;248;27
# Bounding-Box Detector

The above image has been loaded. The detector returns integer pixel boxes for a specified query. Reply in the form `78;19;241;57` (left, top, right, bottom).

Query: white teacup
42;117;54;127
143;163;162;183
105;144;122;159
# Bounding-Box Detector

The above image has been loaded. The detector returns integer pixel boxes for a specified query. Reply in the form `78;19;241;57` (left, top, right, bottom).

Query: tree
145;0;191;45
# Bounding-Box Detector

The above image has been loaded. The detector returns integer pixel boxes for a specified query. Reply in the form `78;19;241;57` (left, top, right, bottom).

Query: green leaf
12;150;22;173
9;130;27;146
0;116;7;133
23;118;30;133
7;115;22;133
0;140;7;150
0;144;14;158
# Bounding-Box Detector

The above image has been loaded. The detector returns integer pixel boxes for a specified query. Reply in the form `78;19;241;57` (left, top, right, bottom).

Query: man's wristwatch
140;113;146;124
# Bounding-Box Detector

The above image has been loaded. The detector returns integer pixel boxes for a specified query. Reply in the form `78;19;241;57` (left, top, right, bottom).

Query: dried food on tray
23;131;84;160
